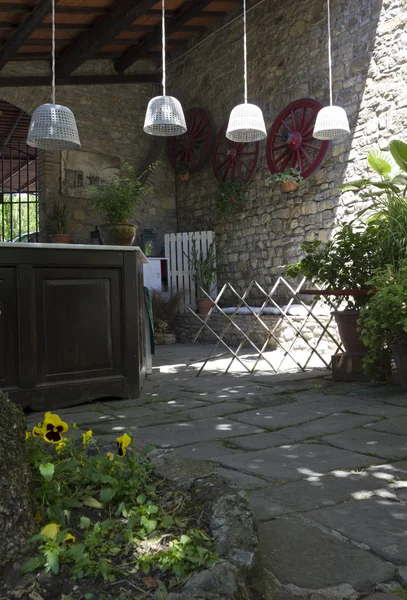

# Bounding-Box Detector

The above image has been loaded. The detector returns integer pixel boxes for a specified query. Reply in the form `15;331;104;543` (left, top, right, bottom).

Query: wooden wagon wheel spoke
266;99;330;180
168;108;213;175
212;121;260;184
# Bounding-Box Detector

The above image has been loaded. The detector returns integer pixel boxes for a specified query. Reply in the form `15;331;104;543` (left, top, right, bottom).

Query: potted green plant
217;182;245;216
286;222;383;353
186;240;218;314
176;161;190;182
267;168;303;192
359;266;407;386
44;200;70;244
91;162;155;246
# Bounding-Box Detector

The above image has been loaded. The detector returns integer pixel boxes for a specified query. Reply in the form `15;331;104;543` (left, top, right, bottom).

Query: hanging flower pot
281;180;298;193
267;168;303;193
217;182;246;217
176;161;190;181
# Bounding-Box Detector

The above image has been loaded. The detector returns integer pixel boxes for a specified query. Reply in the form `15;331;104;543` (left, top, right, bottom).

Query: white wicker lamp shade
313;105;350;140
27;104;81;150
226;103;267;142
144;96;187;137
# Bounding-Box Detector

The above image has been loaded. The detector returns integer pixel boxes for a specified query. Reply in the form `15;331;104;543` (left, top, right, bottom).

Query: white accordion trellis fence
188;277;347;376
164;230;216;313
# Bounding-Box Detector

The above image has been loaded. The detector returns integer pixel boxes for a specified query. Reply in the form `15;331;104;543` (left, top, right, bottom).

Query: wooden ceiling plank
56;0;158;76
0;0;60;70
114;0;214;72
0;73;160;85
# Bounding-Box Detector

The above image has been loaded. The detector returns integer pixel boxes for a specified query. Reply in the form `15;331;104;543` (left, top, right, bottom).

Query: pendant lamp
26;0;80;150
226;0;266;142
143;0;186;136
313;0;350;140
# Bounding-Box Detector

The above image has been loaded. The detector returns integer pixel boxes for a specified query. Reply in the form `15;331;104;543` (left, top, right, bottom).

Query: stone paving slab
229;413;379;449
175;401;254;420
255;467;400;512
216;467;269;490
259;516;395;591
364;415;407;436
216;443;385;481
324;428;407;460
136;417;264;448
345;403;407;417
364;595;402;600
307;497;407;564
85;412;182;435
232;396;378;430
174;441;237;460
246;489;295;521
149;398;210;412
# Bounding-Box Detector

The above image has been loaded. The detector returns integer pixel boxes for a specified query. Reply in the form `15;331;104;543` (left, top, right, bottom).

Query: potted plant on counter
217;182;245;216
91;162;155;246
176;161;190;182
45;200;70;243
267;168;303;192
286;222;383;354
186;239;218;314
359;266;407;386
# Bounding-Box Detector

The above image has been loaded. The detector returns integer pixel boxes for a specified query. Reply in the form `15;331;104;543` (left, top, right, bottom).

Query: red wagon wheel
212;122;259;184
266;98;330;179
168;108;213;174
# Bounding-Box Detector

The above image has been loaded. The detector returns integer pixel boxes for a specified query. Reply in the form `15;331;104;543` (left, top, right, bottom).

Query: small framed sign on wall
61;150;120;198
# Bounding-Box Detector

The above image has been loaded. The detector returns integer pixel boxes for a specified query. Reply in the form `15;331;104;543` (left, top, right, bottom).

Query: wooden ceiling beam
0;0;59;71
0;21;206;33
0;73;160;86
114;0;216;72
55;0;162;76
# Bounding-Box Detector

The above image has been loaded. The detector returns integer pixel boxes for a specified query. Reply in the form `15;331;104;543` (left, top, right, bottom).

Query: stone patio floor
27;344;407;600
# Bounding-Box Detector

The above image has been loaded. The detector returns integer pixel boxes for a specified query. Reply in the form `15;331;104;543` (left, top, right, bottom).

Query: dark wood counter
0;243;148;411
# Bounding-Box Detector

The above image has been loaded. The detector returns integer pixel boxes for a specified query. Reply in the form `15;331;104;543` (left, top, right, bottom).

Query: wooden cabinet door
34;268;122;384
0;268;18;388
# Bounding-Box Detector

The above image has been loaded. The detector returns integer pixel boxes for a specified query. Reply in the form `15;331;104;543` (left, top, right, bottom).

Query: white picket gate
164;231;215;313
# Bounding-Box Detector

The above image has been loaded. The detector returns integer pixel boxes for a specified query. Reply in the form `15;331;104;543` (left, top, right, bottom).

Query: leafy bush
216;182;245;216
341;139;407;266
91;162;156;225
267;168;303;184
286;222;383;308
359;265;407;380
22;412;219;593
185;239;217;296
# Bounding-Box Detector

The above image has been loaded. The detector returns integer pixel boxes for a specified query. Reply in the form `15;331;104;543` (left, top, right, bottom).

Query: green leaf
390;140;407;173
180;534;191;545
339;179;370;191
83;496;104;509
152;584;168;600
367;150;392;176
100;487;117;503
160;515;174;529
20;555;45;574
46;549;60;574
141;515;157;534
39;462;55;482
80;516;91;529
137;494;146;505
140;560;151;574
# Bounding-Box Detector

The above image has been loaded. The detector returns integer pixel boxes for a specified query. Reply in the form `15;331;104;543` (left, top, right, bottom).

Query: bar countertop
0;242;149;262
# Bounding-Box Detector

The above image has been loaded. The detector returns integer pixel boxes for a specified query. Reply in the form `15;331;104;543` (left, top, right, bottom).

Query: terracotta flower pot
334;310;366;354
281;180;298;193
197;297;213;315
178;172;190;181
50;233;71;244
98;224;137;246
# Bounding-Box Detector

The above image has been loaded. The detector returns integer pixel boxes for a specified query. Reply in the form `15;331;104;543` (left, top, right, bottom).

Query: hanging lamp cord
162;0;166;96
327;0;332;106
243;0;247;104
51;0;55;104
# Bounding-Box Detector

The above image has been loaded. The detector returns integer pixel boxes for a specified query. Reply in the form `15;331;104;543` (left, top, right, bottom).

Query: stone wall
0;60;176;249
168;0;406;293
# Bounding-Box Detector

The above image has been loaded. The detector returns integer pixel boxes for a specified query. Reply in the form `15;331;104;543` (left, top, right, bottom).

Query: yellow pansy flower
32;425;44;438
82;430;93;447
43;412;69;444
64;533;76;546
40;523;60;540
56;439;67;454
116;433;131;457
106;452;114;461
25;432;31;440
